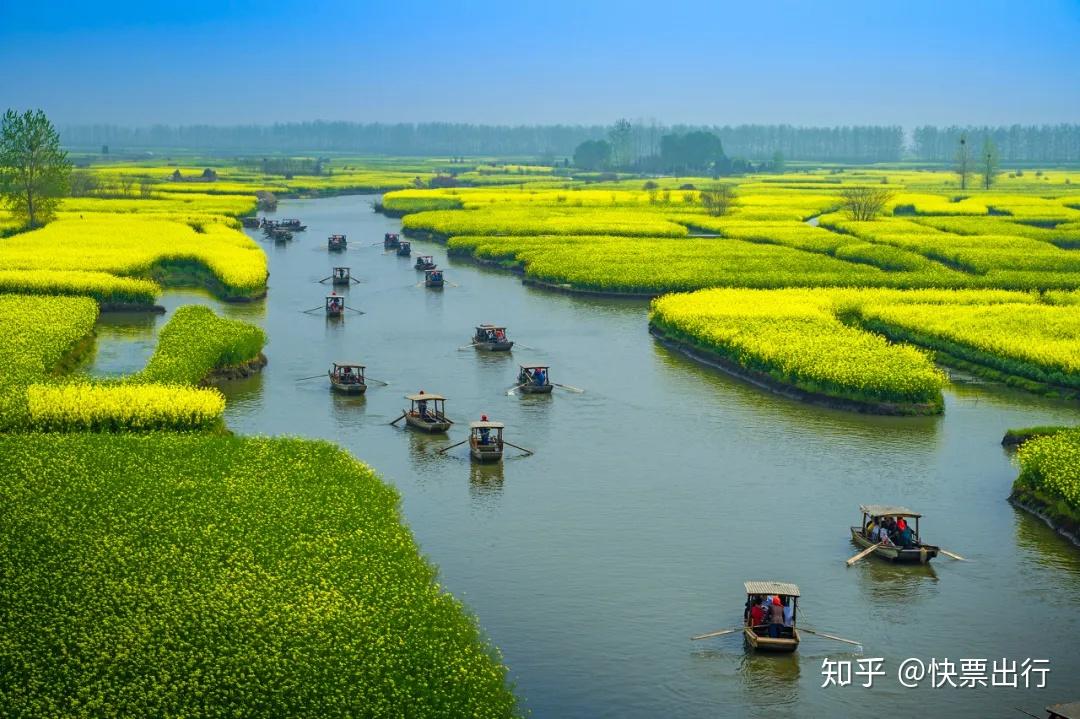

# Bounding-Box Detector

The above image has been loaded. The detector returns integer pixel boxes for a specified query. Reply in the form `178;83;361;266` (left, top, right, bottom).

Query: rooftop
744;581;800;597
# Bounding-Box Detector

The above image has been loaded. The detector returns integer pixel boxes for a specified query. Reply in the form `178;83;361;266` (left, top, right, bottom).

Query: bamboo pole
939;548;967;561
846;542;883;566
503;440;533;456
553;382;585;393
690;627;741;641
800;627;862;647
296;374;327;382
437;439;469;454
389;413;406;426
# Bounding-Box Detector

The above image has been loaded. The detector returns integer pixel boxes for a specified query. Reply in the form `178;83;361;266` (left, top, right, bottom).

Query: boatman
478;415;491;445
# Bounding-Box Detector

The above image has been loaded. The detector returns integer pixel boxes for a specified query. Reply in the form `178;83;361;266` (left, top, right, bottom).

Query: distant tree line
59;121;1080;163
914;125;1080;163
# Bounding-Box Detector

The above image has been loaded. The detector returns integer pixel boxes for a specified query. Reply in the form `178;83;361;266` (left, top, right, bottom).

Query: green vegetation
135;305;266;384
1014;428;1080;529
0;434;518;717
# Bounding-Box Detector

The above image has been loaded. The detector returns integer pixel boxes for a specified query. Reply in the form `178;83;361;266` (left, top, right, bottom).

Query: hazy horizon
3;0;1078;128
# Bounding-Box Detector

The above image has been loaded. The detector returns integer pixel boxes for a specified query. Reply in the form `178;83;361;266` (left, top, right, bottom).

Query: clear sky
1;0;1077;127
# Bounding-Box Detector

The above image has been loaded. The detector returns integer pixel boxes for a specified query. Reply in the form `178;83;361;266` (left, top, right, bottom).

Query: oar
846;542;883;566
302;306;324;314
350;277;362;283
503;440;533;456
437;439;469;454
457;343;476;351
690;627;742;641
800;627;862;647
939;548;967;561
296;373;328;382
364;377;389;386
553;382;585;393
318;276;332;283
344;306;365;314
506;383;524;396
389;412;406;425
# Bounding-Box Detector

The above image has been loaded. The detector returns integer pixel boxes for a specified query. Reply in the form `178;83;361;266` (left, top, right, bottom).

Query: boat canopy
332;362;364;370
477;324;506;330
520;365;548;370
406;393;445;401
744;581;800;597
470;421;505;429
1047;702;1080;719
860;504;921;518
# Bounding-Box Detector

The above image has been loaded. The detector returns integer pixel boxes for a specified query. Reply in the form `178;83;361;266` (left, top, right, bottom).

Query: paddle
296;374;328;382
364;377;389;386
846;542;883;566
503;440;533;456
939;548;967;561
553;382;585;393
389;413;407;426
800;627;862;647
301;306;324;314
690;627;741;641
437;439;468;454
344;306;365;314
506;383;524;396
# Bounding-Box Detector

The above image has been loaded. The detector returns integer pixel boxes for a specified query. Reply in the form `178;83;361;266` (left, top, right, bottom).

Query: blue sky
1;0;1077;127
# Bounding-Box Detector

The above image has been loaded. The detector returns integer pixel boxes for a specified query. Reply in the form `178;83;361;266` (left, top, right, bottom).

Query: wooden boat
330;267;352;286
1048;701;1080;719
328;234;347;251
517;365;553;393
403;393;451;433
396;240;412;257
469;420;504;462
280;219;307;231
424;268;444;288
850;505;939;564
328;362;366;394
472;324;514;352
415;255;436;271
384;232;401;249
325;293;344;317
743;581;800;653
268;227;293;241
241;216;261;229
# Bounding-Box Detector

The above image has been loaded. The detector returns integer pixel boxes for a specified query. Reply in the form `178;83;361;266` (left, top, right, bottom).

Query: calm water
91;195;1080;718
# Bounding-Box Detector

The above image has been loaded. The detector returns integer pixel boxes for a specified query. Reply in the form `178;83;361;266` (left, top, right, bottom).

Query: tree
981;137;999;190
608;119;634;169
840;186;894;221
0;109;71;228
572;139;611;170
699;185;737;216
954;133;972;190
771;150;786;173
659;131;728;175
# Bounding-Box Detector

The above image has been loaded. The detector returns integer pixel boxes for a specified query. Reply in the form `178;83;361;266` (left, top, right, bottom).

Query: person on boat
782;597;794;628
478;415;491;445
534;368;546;386
748;599;766;629
898;523;915;549
869;521;886;543
496;328;506;341
417;399;428;419
768;595;784;638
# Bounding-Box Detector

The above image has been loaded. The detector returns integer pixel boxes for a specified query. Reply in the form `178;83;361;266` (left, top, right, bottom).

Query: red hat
772;596;781;606
481;414;488;421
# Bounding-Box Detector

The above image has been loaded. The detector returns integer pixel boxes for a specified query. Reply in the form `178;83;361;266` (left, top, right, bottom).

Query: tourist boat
403;392;451;433
743;581;800;653
330;267;352;286
328;362;366;394
472;324;514;352
241;216;261;228
384;232;401;249
396;240;412;257
266;226;292;241
328;234;347;251
469;420;504;462
280;218;307;231
850;505;940;563
415;255;436;271
325;292;344;317
517;365;553;393
424;268;444;288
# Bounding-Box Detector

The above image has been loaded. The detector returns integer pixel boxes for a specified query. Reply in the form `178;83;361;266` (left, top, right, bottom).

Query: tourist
782;597;794;627
479;415;491;445
749;598;766;628
768;596;784;638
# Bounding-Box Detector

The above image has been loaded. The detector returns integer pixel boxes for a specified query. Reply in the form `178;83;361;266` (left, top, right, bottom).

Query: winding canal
91;195;1080;718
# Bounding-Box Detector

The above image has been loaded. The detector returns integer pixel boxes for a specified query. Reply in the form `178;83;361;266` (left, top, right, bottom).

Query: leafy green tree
0;109;70;228
981;137;999;190
771;150;785;173
608;119;634;168
572;139;611;170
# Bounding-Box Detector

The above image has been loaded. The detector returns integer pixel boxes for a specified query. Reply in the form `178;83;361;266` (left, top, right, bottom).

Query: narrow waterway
91;195;1080;718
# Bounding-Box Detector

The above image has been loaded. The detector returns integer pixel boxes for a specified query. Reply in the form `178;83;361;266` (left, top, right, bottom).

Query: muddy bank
200;352;268;384
1009;489;1080;549
649;323;943;416
99;302;166;313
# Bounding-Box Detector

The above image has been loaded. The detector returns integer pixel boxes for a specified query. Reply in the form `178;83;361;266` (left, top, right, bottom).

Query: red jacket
750;605;765;626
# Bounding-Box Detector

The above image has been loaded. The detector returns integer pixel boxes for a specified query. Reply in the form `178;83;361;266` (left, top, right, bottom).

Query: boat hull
470;446;503;463
425;281;444;288
473;340;514;352
519;383;553;394
850;527;938;563
744;627;800;653
328;244;346;252
331;278;350;286
397;248;411;256
404;412;451;433
330;380;366;395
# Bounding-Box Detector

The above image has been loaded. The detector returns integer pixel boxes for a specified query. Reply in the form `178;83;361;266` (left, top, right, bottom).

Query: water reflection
853;557;939;604
469;461;505;502
737;650;801;712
